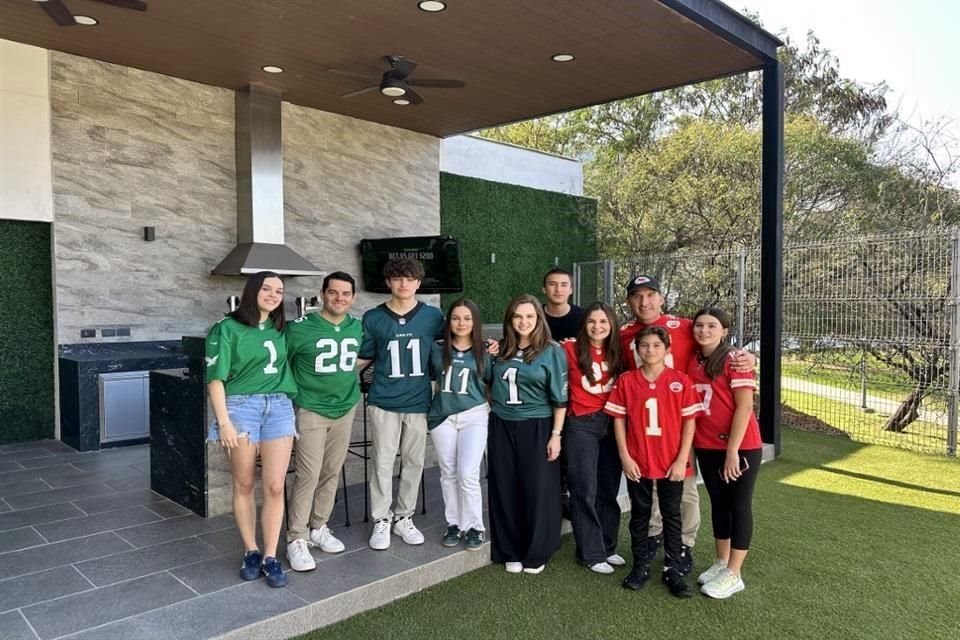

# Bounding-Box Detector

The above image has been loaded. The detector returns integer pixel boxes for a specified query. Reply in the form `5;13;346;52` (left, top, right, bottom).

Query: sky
741;0;959;125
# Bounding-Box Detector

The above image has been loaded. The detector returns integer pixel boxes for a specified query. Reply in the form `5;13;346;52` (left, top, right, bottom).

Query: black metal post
760;60;784;455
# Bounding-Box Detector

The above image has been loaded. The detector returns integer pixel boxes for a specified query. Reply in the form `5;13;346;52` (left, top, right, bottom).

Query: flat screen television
359;235;464;294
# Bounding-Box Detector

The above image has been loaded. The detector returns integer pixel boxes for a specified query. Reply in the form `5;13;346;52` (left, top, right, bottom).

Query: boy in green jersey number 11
283;272;364;572
359;258;445;551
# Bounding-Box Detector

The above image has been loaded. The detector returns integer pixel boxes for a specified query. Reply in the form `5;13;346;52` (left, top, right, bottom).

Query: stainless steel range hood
212;85;323;277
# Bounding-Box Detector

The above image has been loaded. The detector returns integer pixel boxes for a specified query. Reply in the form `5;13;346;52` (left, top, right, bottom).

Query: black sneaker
643;535;662;562
662;569;693;598
463;528;484;551
261;556;288;588
622;564;651;591
677;545;694;577
441;524;462;547
239;549;262;581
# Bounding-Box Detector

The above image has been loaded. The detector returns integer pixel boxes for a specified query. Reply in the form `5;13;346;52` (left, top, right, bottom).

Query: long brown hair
576;302;623;382
693;306;733;379
232;271;286;331
442;298;486;379
500;294;552;363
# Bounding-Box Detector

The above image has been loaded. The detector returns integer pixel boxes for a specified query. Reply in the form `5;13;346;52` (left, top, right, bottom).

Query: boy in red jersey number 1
606;326;703;598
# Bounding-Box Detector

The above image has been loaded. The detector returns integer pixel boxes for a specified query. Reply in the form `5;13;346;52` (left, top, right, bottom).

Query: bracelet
551;430;562;437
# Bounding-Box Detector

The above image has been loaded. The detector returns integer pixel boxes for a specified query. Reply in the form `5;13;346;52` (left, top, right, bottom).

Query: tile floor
0;440;483;640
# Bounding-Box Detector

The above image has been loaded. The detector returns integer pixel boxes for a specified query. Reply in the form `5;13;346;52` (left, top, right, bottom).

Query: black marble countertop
59;341;183;362
152;368;193;380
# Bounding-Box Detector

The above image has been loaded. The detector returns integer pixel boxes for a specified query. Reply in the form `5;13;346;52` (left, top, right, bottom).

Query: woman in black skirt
488;294;568;574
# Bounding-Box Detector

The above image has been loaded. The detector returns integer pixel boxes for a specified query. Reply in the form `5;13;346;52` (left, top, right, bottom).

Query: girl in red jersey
687;307;763;599
605;326;703;598
562;302;625;575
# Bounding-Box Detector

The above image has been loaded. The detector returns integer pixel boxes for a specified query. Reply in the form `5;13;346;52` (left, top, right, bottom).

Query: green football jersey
285;312;363;419
359;302;445;413
205;317;297;397
427;341;493;429
490;342;568;421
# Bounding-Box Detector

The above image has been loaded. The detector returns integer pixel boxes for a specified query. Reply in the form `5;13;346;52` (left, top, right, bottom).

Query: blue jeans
565;412;623;566
208;393;296;444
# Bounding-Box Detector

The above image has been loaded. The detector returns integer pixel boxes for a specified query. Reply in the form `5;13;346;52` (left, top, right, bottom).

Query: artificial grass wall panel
439;172;598;324
0;220;55;443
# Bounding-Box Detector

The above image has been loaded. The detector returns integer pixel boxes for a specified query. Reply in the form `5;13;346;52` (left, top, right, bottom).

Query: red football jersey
563;340;615;416
620;315;696;373
687;356;763;451
604;367;703;479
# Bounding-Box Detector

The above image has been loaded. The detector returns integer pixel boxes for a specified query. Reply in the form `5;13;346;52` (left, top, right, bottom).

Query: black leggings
696;448;762;550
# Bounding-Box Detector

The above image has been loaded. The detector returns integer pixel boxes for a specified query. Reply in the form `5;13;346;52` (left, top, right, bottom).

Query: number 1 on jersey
501;367;522;405
644;397;661;436
262;340;279;375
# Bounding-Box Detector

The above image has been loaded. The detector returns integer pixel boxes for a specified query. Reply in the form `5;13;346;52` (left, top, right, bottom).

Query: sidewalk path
781;377;944;425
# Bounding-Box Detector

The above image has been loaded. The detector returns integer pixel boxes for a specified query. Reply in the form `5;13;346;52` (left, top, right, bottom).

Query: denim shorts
208;393;296;444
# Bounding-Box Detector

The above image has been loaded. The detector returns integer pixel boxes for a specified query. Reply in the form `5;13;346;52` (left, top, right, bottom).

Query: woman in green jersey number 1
205;271;298;588
428;299;493;551
489;294;568;575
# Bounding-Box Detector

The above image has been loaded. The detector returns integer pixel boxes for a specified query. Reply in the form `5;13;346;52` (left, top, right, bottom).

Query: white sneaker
522;565;545;574
589;562;615;575
505;562;523;574
700;568;745;599
697;559;728;585
392;516;425;545
369;518;391;550
310;525;345;553
285;538;316;572
606;554;626;567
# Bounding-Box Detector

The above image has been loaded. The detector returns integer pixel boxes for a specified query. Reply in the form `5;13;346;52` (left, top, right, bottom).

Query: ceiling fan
329;55;465;105
32;0;147;27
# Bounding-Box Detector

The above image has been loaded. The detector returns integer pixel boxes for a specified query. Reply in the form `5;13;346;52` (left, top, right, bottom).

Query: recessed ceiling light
393;98;412;106
261;65;284;74
74;15;98;26
418;1;447;12
551;53;575;62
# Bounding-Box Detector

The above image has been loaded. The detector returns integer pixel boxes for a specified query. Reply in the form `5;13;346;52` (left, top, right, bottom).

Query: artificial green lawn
299;428;959;640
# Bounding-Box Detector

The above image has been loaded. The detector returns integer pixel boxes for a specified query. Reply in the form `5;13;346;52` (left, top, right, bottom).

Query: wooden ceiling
0;0;777;137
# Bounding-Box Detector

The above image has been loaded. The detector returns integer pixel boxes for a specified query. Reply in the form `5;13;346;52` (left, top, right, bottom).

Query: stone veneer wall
50;52;440;343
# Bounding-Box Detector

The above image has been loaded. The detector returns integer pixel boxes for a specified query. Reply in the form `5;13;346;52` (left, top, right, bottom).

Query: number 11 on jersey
386;339;424;378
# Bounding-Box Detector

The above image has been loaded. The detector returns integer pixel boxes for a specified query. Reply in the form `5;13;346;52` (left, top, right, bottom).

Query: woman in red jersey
562;302;625;575
687;307;763;600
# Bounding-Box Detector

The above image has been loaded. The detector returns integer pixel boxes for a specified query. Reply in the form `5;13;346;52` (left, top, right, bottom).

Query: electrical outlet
101;328;117;337
80;329;95;338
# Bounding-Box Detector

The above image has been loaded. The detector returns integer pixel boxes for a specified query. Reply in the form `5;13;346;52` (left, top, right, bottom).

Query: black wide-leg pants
488;413;562;568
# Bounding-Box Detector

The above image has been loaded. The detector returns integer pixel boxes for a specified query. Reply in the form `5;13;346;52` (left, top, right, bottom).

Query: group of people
205;259;762;600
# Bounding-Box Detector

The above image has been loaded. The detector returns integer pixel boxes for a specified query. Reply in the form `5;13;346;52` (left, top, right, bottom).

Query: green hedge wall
0;220;55;444
440;172;598;325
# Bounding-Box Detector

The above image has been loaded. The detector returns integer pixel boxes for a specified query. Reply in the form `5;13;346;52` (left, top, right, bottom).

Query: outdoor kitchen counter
150;356;232;518
58;341;187;452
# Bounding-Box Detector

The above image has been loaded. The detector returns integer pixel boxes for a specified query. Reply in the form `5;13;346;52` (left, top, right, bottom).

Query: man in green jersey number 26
284;272;364;572
360;258;445;550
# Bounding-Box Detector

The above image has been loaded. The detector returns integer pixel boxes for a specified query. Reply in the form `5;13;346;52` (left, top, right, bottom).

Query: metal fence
574;229;960;456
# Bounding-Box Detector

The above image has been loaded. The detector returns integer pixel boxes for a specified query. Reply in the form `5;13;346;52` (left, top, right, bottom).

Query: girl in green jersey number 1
205;271;298;588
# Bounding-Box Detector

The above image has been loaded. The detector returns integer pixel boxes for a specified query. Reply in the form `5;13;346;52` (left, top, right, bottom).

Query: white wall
0;39;53;222
440;134;583;196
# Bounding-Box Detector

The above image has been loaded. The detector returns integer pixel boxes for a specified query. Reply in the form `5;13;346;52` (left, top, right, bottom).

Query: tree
479;24;960;437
